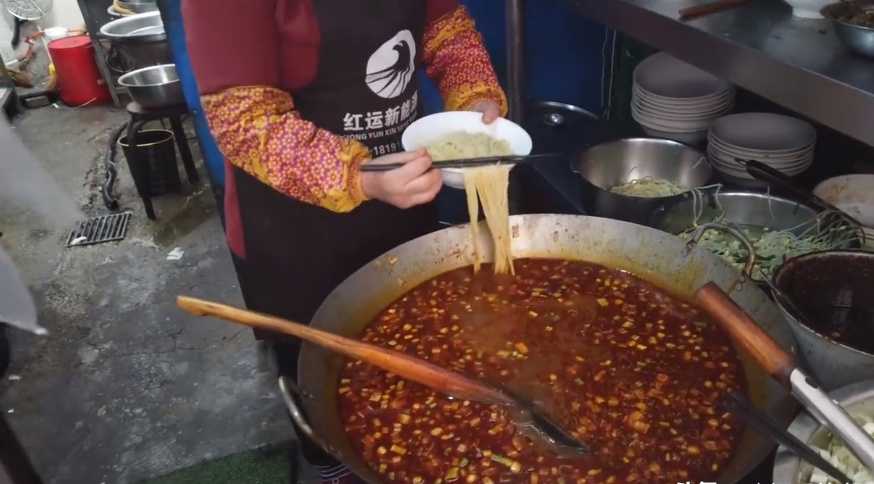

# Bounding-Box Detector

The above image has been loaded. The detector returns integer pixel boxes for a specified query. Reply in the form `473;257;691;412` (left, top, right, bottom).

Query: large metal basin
297;214;798;483
652;190;817;235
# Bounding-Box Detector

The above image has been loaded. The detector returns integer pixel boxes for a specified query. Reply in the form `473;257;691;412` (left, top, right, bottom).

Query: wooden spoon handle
694;283;796;386
679;0;750;20
177;296;513;405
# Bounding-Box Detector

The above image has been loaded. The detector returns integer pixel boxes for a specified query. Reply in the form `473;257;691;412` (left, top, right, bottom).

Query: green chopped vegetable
807;418;874;483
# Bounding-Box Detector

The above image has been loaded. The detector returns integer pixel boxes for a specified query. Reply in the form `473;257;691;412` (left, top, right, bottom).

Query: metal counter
569;0;874;147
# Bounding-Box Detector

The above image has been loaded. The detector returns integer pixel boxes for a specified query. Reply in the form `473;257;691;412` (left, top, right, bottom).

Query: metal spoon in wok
177;295;590;457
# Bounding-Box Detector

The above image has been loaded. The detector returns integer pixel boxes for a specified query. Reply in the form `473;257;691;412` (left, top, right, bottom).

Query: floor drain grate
67;212;132;247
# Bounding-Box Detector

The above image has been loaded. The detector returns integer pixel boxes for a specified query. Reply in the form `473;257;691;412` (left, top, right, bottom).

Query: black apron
233;0;436;372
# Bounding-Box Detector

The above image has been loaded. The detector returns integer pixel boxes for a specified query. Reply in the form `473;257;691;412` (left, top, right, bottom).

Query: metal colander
5;0;53;21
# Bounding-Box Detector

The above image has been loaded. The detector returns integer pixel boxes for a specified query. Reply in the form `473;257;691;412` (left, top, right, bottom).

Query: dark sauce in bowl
776;251;874;355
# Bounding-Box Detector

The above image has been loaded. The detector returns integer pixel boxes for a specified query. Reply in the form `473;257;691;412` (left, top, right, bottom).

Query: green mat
140;445;290;484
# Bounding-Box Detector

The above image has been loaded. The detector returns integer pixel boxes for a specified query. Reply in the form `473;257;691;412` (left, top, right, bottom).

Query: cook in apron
230;0;437;469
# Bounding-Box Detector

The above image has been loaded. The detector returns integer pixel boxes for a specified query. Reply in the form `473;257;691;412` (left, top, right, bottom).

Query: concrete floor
0;105;294;483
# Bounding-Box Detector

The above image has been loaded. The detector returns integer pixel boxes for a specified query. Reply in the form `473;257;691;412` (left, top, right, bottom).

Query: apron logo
365;30;416;99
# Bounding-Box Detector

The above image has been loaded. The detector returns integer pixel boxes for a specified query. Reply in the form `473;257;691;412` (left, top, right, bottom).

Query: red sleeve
422;6;508;114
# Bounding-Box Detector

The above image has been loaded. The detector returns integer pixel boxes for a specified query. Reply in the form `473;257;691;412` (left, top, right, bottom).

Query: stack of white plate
708;113;816;184
632;53;735;145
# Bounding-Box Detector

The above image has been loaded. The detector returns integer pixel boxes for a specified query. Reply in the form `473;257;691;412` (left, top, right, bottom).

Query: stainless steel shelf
570;0;874;146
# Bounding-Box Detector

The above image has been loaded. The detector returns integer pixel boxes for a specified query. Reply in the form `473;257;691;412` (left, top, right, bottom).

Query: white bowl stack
708;113;816;184
632;53;735;145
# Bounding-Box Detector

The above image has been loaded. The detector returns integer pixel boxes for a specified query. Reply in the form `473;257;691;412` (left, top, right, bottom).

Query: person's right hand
361;149;443;209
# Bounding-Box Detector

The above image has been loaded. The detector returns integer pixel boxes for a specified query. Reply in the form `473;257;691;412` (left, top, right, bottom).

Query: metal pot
117;64;184;108
291;214;798;483
773;250;874;390
100;11;171;70
822;1;874;58
651;190;818;235
773;379;874;483
115;0;158;14
572;138;713;225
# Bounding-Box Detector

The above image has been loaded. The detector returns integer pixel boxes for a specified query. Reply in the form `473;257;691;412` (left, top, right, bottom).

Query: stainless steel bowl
773;379;874;483
774;250;874;390
116;0;158;14
117;64;184;108
572;138;713;225
823;1;874;58
100;11;170;70
652;191;817;235
100;11;164;42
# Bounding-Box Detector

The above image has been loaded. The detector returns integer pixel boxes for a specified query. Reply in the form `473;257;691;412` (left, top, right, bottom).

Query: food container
401;111;532;189
773;250;874;390
822;1;874;58
773;379;874;483
572;138;712;225
813;174;874;248
117;64;184;108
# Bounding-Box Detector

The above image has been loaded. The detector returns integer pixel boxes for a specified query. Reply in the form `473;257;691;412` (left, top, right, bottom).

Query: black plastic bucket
118;129;181;196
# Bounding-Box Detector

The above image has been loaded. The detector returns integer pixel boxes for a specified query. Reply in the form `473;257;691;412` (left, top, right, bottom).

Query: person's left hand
469;99;501;124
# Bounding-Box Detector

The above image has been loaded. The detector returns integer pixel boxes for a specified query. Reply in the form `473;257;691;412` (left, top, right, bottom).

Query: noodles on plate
426;131;515;274
427;132;512;161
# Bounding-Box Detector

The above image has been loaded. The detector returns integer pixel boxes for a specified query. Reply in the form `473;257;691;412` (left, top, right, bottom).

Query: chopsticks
679;0;751;20
723;392;852;484
360;152;562;172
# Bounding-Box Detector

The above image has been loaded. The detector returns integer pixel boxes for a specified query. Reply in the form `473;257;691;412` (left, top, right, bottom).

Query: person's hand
361;149;443;209
469;99;501;124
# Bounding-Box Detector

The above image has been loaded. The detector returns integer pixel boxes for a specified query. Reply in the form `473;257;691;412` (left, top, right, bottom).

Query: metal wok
293;214;798;483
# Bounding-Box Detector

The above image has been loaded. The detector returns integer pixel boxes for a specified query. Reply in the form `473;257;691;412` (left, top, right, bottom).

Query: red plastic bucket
48;35;111;106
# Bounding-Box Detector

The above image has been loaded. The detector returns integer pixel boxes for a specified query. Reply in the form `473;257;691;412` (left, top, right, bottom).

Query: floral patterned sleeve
201;86;372;213
422;5;508;115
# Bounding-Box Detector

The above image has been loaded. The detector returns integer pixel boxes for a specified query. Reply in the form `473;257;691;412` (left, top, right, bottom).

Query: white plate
709;113;816;152
632;98;733;121
633;89;734;112
634;52;732;99
633;107;718;132
642;126;708;145
708;149;812;179
708;137;815;164
708;147;814;170
401;111;532;190
634;84;734;109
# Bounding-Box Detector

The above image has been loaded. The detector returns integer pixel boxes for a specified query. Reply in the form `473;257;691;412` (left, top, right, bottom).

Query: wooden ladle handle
694;283;796;386
177;296;513;405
